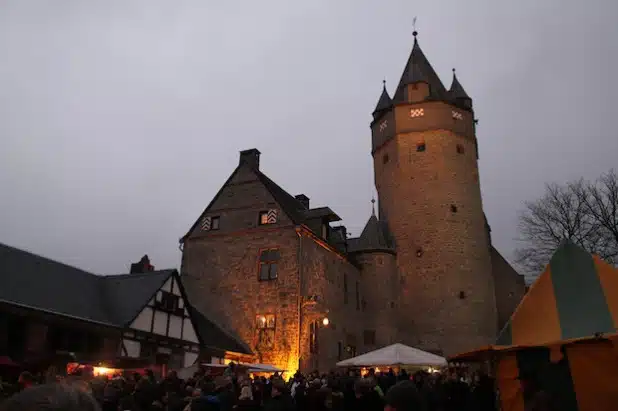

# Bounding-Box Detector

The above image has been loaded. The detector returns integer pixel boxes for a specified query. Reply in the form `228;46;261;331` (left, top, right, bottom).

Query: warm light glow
93;367;115;376
322;317;329;326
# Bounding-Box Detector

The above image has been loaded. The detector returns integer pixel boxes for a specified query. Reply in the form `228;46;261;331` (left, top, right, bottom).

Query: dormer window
259;209;278;225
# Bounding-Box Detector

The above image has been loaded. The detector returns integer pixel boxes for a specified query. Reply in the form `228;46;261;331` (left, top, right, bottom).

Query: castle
180;32;526;373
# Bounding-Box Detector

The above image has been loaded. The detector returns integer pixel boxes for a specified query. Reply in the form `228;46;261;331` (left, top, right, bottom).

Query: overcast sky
1;0;616;274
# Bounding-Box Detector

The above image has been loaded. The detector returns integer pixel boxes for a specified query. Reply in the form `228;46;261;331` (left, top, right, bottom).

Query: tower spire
372;79;392;117
449;68;472;109
392;24;447;103
371;198;376;216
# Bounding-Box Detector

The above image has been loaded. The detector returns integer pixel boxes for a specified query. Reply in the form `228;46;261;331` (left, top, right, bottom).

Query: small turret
372;80;393;120
448;68;472;110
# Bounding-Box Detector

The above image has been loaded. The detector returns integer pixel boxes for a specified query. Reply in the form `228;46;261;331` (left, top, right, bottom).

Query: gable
129;274;199;344
184;164;296;240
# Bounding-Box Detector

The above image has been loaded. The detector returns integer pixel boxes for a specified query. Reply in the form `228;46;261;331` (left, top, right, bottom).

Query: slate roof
373;82;393;115
448;69;470;101
392;35;448;104
255;170;343;226
348;214;396;253
187;306;253;355
0;243;113;324
0;242;252;355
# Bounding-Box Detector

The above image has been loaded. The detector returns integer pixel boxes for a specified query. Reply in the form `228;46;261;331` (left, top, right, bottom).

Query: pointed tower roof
348;204;396;254
448;68;470;100
373;80;392;116
392;31;447;103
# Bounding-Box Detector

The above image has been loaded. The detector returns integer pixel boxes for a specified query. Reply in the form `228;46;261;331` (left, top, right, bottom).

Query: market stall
336;343;446;373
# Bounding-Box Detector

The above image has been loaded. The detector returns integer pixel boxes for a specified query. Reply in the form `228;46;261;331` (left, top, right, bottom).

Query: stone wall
297;230;364;372
354;251;398;348
491;247;526;332
372;99;497;356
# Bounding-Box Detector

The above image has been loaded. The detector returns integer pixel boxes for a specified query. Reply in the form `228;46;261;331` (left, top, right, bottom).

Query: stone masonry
180;32;526;371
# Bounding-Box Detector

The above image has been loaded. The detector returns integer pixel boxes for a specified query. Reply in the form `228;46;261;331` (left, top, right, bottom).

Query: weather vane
412;17;418;35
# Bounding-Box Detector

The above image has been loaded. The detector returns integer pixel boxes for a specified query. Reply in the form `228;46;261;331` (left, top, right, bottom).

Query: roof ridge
0;242;97;276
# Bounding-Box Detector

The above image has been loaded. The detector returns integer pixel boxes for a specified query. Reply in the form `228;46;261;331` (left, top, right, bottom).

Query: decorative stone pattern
409;108;425;118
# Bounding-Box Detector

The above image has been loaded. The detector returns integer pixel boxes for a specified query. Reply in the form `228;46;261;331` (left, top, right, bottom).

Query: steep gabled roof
254;170;308;224
0;243;252;355
0;243;113;324
348;214;395;254
392;34;447;103
102;270;176;326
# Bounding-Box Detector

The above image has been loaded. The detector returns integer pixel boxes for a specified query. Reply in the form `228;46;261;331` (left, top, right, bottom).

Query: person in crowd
383;380;424;411
264;379;294;411
0;383;101;411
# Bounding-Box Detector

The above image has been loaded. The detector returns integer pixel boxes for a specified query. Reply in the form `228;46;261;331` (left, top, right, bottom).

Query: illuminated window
259;209;278;225
256;314;275;349
258;249;280;281
456;144;464;154
416;143;426;152
200;216;220;231
256;314;275;329
410;108;424;118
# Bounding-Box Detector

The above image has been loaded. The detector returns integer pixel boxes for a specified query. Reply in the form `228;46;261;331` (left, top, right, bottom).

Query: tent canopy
496;241;618;347
336;343;446;367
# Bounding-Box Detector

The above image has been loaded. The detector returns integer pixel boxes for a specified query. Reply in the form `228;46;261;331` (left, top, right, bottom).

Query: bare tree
515;170;618;279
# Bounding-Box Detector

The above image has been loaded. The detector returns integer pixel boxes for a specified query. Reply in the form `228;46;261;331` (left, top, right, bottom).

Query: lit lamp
322;317;329;326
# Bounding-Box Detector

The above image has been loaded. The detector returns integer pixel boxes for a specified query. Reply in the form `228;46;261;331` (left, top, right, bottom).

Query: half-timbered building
0;244;252;374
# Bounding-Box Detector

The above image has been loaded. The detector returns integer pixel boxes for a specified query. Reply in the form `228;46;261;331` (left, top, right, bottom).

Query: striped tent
452;241;618;411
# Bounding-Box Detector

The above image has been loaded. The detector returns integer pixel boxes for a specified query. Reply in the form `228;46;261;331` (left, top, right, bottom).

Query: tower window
416;143;426;152
410;108;424;118
450;204;458;213
456;144;464;154
459;291;466;300
258;249;280;281
382;153;389;164
416;248;423;258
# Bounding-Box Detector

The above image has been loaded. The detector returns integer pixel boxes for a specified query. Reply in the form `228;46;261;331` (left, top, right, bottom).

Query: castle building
180;32;526;373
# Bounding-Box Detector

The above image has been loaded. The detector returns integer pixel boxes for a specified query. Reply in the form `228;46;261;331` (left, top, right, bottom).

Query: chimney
130;255;154;274
295;194;310;209
239;148;261;169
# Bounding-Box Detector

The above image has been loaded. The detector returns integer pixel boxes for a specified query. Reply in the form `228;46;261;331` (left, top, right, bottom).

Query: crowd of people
0;363;502;411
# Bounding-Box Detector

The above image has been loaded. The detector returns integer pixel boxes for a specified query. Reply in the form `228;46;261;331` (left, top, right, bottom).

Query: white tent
336;343;447;367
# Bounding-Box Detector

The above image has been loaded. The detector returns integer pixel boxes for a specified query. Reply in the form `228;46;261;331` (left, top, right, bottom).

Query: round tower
369;32;497;356
348;204;398;348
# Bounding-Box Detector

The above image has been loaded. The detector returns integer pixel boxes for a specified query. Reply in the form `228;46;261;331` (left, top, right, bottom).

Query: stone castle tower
368;31;497;355
180;30;525;372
